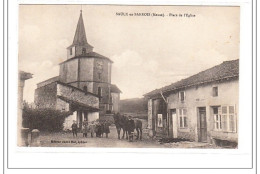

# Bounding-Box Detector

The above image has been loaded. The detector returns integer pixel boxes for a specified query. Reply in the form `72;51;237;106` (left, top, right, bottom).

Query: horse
113;113;129;139
113;113;143;140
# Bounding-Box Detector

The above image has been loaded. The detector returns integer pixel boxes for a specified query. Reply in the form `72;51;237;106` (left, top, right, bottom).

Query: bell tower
58;10;120;116
66;10;93;59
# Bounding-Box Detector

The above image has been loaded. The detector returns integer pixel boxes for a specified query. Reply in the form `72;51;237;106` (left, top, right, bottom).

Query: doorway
169;109;177;138
198;107;207;142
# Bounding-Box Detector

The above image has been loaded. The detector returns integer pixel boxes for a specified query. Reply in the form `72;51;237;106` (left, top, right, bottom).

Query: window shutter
214;114;216;130
184;117;187;127
229;105;236;132
222;114;227;131
221;106;227;131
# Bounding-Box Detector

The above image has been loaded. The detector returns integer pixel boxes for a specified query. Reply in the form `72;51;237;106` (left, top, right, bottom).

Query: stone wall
56;98;70;111
59;58;78;84
57;83;99;109
79;58;94;84
34;82;57;109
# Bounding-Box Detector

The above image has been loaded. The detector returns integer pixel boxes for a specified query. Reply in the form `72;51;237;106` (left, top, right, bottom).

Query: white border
5;0;255;171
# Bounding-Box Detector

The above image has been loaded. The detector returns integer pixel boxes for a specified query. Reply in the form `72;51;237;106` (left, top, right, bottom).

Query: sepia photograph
18;5;240;149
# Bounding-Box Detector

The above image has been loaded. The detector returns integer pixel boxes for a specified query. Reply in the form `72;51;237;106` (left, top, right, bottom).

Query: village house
34;10;121;130
144;59;239;145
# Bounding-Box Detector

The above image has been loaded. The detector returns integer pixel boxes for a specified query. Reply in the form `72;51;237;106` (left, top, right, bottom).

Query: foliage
120;98;148;114
22;107;71;132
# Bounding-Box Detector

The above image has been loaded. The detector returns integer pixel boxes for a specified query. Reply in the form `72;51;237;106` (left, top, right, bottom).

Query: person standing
100;121;105;138
82;118;88;138
71;120;78;137
95;121;101;137
89;121;96;138
128;116;135;142
103;121;110;138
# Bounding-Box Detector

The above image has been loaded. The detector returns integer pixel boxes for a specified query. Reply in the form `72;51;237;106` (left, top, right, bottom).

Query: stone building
34;10;121;129
144;60;239;145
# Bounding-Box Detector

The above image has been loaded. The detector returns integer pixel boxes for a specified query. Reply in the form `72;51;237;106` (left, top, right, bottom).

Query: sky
19;5;240;102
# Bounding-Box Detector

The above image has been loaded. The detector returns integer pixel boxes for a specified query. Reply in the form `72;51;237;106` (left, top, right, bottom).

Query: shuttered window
213;105;236;132
179;108;188;128
213;107;222;130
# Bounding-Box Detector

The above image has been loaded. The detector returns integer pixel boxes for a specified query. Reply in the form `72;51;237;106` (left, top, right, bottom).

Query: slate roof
111;84;122;93
57;95;99;112
67;10;93;49
59;51;113;64
144;59;239;97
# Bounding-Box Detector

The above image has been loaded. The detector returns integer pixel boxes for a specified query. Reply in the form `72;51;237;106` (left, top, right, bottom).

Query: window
83;86;88;93
213;107;222;130
212;86;218;97
179;108;188;128
179;91;185;102
98;87;102;97
98;72;101;80
213;105;236;132
70;48;72;55
82;48;86;54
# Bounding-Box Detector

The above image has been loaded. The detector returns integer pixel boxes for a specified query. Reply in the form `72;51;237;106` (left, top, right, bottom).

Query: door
168;111;173;138
198;107;207;142
172;110;178;138
169;109;177;138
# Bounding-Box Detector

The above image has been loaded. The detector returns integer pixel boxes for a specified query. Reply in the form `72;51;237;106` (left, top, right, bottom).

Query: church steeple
67;10;93;59
72;10;88;46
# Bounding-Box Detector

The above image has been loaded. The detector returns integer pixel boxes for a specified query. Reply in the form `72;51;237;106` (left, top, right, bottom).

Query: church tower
59;10;115;115
66;10;93;59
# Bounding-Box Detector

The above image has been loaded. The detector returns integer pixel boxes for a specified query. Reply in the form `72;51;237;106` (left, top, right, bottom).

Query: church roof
59;51;113;64
111;84;122;93
67;10;93;48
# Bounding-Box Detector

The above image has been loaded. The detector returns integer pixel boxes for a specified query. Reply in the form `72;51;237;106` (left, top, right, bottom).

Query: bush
22;108;71;132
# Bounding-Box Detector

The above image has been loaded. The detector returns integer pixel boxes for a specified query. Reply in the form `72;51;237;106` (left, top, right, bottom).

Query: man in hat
71;120;78;137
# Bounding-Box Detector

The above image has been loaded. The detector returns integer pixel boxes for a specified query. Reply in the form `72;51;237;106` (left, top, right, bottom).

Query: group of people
71;119;110;138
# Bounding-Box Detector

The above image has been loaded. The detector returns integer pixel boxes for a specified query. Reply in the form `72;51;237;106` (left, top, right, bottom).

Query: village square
18;6;239;149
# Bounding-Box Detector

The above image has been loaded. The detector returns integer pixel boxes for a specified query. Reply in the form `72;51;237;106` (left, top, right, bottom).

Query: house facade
144;60;239;144
34;10;121;130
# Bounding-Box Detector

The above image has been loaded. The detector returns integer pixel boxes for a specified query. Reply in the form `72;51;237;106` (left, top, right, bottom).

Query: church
34;10;121;130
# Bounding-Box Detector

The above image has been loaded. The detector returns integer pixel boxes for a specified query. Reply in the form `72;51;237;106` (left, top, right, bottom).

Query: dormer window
82;48;86;54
